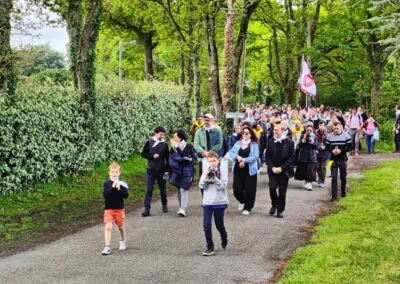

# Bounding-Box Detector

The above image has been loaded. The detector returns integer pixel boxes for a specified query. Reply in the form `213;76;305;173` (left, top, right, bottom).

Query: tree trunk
0;0;16;102
222;0;260;113
143;33;155;80
77;0;103;127
371;58;384;115
192;48;201;117
187;52;194;114
66;0;83;90
222;0;235;113
179;53;185;85
206;13;223;121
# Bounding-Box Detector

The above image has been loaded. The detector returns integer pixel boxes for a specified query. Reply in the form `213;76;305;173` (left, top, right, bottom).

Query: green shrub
377;119;395;143
0;79;191;195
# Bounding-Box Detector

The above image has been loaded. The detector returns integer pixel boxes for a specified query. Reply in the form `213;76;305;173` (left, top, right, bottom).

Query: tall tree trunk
192;47;201;117
179;53;185;85
222;0;235;113
0;0;16;103
371;53;384;115
66;0;83;90
143;33;155;80
187;52;194;114
206;12;223;120
222;0;260;113
77;0;103;129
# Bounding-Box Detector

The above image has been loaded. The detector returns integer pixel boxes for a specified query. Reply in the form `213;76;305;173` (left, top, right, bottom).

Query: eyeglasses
242;131;251;135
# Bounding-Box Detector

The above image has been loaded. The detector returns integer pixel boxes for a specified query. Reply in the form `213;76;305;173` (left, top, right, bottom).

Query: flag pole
306;94;308;109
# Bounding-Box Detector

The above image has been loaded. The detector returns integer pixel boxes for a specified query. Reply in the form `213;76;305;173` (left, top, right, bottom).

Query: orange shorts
104;209;125;227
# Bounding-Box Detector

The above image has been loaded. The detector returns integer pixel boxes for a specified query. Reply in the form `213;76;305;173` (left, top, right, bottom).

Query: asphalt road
0;166;332;284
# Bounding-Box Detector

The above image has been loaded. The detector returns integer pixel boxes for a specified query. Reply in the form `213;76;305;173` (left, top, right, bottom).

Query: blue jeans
203;206;227;250
366;135;373;154
144;172;167;209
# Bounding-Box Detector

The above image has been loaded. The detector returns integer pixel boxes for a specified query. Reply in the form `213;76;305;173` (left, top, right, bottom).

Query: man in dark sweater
141;127;170;217
265;124;295;218
325;122;353;201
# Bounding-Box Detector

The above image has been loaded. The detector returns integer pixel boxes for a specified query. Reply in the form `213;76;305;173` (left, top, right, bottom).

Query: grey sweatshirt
199;165;229;206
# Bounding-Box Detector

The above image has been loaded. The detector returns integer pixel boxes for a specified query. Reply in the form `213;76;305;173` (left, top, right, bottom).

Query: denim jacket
225;141;259;176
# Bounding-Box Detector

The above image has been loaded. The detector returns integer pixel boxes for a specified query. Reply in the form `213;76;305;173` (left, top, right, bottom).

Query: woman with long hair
169;129;198;217
225;125;259;216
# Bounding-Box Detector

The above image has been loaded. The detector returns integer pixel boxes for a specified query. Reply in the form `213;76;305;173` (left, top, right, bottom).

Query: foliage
0;77;191;195
13;44;66;76
280;159;400;283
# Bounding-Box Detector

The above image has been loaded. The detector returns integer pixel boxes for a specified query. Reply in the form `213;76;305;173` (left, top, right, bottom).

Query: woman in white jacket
199;151;228;256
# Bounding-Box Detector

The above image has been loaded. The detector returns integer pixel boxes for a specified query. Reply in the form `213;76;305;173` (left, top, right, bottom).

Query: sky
11;5;69;54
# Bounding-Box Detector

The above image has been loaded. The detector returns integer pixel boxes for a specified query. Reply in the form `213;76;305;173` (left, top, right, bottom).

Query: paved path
0;160;357;284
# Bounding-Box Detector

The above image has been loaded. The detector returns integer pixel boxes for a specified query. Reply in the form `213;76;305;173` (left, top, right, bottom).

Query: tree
350;0;391;115
102;0;166;80
0;0;16;102
202;0;224;120
370;0;400;56
150;0;204;117
222;0;261;113
14;44;66;76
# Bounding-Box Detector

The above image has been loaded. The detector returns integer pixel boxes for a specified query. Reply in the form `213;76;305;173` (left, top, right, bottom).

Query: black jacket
141;139;170;173
103;180;129;209
297;134;318;163
265;138;295;178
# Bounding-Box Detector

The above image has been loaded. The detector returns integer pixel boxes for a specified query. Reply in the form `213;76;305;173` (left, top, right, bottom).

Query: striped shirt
324;131;352;161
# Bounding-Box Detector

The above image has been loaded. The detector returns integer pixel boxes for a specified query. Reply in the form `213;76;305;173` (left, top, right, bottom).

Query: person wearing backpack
347;108;363;157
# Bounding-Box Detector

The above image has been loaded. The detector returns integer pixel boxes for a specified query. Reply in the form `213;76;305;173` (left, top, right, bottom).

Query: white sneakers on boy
101;246;111;255
238;203;245;212
119;241;126;250
242;210;250;216
177;208;186;217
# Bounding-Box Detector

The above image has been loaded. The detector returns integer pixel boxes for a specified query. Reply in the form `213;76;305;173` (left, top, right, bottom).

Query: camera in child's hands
207;168;217;181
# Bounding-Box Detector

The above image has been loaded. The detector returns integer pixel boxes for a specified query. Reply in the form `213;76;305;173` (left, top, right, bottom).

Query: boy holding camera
199;151;228;256
101;162;129;255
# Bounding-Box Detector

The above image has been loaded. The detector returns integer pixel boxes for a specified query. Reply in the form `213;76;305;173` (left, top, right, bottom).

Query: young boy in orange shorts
101;162;129;255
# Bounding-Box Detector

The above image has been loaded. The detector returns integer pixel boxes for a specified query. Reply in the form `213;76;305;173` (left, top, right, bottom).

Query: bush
377;119;395;143
0;79;191;195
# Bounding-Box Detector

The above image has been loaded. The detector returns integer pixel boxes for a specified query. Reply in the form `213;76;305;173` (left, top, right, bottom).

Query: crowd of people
100;103;400;257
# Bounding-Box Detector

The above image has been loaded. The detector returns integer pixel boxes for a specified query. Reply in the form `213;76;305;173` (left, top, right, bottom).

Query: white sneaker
242;210;250;216
178;208;186;217
101;246;111;255
238;203;245;212
119;241;126;251
302;182;308;189
307;183;313;191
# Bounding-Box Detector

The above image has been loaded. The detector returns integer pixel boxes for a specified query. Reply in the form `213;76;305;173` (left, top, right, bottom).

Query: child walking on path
101;162;129;255
199;151;228;256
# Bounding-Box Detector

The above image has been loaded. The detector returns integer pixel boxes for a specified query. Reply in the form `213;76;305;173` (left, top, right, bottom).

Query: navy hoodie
103;180;129;209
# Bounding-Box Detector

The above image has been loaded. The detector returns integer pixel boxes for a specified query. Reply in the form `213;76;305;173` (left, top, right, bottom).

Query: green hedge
0;79;191;195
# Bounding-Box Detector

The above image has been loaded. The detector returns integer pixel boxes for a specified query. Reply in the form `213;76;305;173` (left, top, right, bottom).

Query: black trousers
233;173;257;211
268;174;289;213
331;160;347;198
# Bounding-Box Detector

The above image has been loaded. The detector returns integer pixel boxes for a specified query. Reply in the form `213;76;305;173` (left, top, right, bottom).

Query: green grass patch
280;159;400;284
0;155;169;253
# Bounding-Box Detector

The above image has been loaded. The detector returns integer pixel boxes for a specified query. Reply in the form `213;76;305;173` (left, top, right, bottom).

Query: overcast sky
11;6;69;54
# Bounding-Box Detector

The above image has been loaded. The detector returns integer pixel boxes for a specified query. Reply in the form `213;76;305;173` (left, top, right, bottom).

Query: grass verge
0;155;171;256
279;159;400;283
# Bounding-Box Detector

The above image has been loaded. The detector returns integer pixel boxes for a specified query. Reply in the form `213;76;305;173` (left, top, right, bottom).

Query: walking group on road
100;103;400;256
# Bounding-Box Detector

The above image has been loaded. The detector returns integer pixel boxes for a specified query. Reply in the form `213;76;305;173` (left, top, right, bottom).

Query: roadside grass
280;159;400;284
0;155;166;255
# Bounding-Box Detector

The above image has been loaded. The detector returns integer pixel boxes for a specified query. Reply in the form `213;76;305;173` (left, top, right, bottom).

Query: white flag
298;57;316;97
